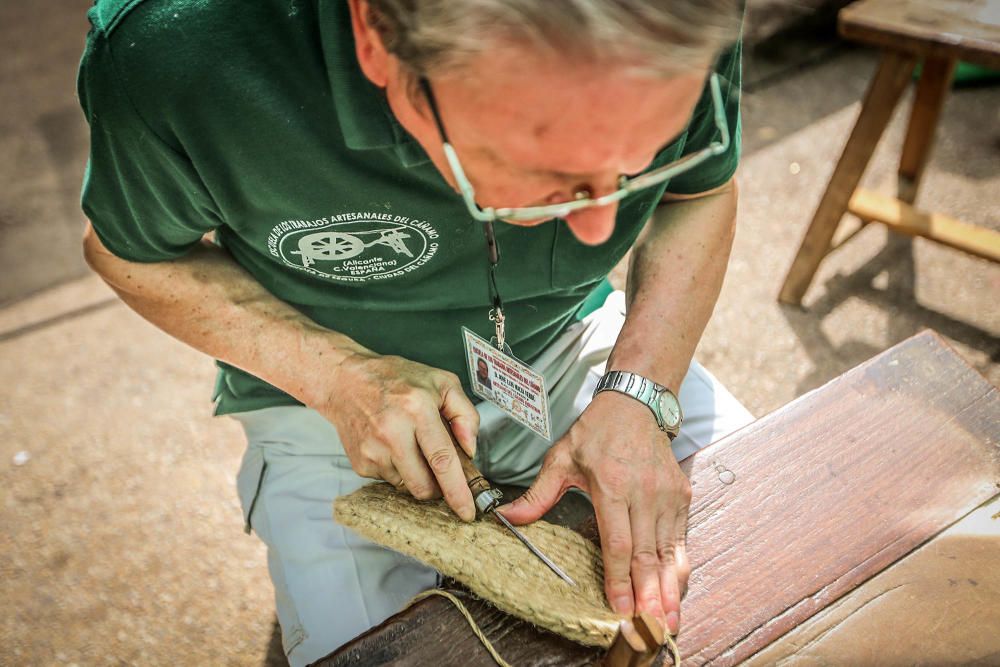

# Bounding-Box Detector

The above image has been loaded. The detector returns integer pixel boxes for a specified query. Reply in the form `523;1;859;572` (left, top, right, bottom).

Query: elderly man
79;0;751;663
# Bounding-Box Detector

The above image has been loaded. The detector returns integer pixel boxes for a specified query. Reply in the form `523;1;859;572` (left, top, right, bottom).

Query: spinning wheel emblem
283;224;421;277
291;232;366;266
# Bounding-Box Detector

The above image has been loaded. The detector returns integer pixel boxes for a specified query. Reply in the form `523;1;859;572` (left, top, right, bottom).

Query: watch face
659;393;682;428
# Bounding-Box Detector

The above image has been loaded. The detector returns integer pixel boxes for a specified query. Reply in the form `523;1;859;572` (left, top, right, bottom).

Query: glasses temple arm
709;74;730;153
419;77;451;143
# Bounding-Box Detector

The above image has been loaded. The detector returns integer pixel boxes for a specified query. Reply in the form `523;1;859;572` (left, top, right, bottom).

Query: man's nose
563;201;619;246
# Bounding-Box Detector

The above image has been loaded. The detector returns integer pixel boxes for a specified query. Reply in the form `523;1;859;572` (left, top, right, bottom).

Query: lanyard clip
489;307;506;352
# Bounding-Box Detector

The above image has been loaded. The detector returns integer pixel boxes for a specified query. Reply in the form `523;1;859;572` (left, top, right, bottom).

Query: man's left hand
498;391;691;636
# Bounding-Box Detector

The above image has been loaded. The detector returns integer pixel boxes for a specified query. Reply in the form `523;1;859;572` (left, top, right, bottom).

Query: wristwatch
593;370;683;440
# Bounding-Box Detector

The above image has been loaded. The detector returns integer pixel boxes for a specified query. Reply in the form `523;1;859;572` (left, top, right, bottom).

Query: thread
407;589;513;667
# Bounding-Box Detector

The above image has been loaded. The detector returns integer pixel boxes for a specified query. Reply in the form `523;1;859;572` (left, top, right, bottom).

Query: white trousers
231;292;753;666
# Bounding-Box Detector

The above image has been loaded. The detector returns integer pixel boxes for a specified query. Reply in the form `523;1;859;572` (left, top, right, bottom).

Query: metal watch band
595;370;659;405
593;370;679;439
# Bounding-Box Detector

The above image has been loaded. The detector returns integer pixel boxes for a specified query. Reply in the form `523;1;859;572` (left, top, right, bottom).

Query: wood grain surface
839;0;1000;69
678;331;999;665
314;331;999;666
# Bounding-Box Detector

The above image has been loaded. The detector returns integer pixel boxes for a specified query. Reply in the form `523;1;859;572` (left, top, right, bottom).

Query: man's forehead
436;66;703;174
431;50;707;173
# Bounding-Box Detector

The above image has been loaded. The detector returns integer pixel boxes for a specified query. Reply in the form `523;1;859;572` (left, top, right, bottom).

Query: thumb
440;382;480;458
497;458;568;525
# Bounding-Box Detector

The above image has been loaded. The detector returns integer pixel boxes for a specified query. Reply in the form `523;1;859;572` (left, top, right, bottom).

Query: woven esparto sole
334;482;620;648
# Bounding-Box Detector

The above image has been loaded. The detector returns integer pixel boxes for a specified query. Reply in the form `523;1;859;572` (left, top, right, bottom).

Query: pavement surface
1;2;998;666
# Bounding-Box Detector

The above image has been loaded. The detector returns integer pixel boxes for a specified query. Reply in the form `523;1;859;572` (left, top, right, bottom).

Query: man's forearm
606;179;738;392
82;223;372;408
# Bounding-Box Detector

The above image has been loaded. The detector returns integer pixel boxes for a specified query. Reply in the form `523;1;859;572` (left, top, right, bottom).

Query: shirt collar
319;0;431;168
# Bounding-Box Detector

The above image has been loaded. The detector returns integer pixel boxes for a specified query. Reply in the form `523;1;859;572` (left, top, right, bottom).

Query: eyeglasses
419;73;729;223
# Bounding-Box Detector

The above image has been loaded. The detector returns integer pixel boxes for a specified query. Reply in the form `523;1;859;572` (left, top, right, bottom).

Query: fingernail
612;596;633;615
666;611;679;635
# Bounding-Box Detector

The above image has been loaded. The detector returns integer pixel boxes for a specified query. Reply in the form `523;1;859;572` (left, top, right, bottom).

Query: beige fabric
334;482;621;648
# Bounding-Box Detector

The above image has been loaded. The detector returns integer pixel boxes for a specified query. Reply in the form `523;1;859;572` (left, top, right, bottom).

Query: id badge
462;327;553;441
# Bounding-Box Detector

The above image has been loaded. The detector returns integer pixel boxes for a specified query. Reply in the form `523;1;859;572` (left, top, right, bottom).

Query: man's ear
347;0;390;88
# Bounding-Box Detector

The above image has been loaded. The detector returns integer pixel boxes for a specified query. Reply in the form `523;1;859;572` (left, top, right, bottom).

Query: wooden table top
840;0;1000;69
315;331;1000;666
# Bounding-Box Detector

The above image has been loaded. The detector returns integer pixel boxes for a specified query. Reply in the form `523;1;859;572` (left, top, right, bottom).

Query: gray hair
366;0;742;78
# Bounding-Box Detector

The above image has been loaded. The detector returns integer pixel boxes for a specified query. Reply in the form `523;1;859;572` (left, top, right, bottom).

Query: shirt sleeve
664;37;743;196
77;23;221;263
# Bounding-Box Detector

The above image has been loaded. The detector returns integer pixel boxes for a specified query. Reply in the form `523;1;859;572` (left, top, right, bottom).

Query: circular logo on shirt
267;213;439;283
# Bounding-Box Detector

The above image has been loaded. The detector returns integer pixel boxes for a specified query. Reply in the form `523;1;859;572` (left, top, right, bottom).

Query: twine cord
665;630;681;667
407;589;513;667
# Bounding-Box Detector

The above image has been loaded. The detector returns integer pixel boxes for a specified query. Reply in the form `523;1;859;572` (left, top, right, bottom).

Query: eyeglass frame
418;72;730;223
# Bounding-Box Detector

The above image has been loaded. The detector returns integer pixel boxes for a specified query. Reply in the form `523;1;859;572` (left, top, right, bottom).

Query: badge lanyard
462;219;554;441
483;220;508;352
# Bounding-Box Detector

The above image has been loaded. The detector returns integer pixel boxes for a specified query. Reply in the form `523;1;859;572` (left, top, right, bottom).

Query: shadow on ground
779;234;1000;398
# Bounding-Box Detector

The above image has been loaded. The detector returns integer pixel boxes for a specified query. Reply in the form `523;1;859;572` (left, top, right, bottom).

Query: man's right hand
81;225;480;520
321;351;480;522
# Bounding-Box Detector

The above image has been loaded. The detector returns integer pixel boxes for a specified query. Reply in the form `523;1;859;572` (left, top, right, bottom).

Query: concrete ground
2;3;997;666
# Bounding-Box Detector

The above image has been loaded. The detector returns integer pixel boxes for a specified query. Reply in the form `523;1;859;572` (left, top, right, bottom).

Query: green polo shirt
78;0;742;416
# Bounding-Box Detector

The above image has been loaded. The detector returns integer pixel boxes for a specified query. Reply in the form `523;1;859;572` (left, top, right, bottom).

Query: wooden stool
778;0;1000;306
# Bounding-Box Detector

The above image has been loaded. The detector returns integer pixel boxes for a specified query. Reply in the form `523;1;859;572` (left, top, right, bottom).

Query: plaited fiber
334;482;621;648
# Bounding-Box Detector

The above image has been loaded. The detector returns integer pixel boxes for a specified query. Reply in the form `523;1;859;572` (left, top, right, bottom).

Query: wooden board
314;332;1000;666
840;0;1000;69
677;330;999;664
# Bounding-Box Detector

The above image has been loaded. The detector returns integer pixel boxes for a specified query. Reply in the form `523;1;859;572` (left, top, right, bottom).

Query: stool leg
778;51;917;305
898;57;956;204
